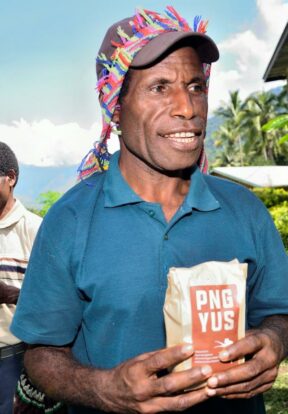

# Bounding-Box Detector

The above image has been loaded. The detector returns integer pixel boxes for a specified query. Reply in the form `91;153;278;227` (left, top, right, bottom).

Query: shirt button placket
161;232;170;290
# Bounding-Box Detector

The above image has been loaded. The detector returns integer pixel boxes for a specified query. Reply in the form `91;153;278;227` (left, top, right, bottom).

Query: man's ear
112;105;120;124
6;170;17;188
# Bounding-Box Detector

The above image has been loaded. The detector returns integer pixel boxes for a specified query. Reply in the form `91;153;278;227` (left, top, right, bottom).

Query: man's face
117;46;208;173
0;172;16;215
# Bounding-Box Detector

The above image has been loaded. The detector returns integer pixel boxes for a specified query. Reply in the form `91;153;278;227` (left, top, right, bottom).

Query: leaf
279;134;288;145
262;114;288;132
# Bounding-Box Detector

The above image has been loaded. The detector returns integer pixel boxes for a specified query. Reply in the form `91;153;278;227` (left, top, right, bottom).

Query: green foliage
264;359;288;414
262;114;288;132
36;191;62;217
212;91;248;166
211;87;288;167
270;202;288;249
27;207;42;217
236;89;288;250
252;188;288;208
262;114;288;144
252;188;288;250
279;134;288;145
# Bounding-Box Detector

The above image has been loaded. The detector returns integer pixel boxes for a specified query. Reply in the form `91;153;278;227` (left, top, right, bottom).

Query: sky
0;0;287;167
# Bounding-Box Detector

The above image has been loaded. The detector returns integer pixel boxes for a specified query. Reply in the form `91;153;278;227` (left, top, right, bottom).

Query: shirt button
148;210;155;217
164;234;169;240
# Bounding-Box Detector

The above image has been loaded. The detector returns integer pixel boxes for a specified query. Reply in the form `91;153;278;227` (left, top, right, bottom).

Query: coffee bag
164;260;247;373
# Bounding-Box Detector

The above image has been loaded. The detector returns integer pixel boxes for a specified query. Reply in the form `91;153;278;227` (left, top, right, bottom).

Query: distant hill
15;164;78;208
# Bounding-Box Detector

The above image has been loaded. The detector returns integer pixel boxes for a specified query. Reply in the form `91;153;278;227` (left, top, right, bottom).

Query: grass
264;359;288;414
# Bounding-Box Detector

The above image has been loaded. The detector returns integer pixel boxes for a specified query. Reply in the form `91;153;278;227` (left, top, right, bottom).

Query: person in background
11;6;288;414
0;142;66;414
0;142;42;413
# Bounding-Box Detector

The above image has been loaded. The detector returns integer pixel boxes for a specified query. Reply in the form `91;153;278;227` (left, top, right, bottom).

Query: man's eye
189;84;207;94
151;84;167;93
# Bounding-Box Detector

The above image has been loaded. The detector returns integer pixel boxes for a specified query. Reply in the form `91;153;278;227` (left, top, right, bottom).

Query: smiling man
11;7;288;414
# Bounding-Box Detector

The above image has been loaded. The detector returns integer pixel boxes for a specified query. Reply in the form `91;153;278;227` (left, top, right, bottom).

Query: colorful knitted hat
78;6;219;180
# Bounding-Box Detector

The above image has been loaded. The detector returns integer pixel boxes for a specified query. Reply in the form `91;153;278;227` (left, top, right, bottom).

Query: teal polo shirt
11;151;288;414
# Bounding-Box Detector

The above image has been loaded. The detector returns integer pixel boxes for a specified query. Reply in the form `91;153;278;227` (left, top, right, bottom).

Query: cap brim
131;31;219;67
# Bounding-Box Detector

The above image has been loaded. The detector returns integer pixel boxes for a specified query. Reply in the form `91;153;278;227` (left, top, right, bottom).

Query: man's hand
205;315;288;400
25;344;212;412
98;344;212;413
0;281;19;304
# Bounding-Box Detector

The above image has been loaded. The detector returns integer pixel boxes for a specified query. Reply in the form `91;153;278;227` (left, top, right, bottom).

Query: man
0;142;42;413
11;6;288;414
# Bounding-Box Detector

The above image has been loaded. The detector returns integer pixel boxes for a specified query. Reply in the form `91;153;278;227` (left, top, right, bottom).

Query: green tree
262;114;288;145
211;87;288;167
213;91;248;166
244;91;284;164
36;191;62;217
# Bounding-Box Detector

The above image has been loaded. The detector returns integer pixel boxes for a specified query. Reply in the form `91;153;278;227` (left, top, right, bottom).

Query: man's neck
119;155;191;222
0;197;16;220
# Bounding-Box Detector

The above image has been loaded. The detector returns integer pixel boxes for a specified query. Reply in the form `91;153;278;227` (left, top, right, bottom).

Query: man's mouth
163;131;201;142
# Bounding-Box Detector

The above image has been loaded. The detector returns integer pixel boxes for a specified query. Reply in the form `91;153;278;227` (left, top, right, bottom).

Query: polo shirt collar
103;151;220;212
103;152;143;207
0;199;26;229
184;166;220;212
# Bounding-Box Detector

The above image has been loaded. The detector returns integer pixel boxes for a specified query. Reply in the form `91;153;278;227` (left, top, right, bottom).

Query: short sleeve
247;208;288;328
11;204;84;345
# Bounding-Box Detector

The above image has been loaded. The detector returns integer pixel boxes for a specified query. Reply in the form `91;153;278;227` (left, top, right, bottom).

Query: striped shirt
0;199;42;346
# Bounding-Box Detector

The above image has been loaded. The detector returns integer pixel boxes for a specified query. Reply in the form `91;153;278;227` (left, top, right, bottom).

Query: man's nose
170;88;195;119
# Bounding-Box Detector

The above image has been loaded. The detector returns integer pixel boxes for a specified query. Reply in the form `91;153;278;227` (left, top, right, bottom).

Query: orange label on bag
190;284;239;372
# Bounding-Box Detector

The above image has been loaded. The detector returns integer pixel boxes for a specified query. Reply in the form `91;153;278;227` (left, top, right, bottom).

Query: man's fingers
203;329;281;401
206;381;274;400
144;344;194;374
206;367;277;397
218;334;264;362
207;360;260;388
153;365;212;396
133;349;159;363
207;357;278;389
139;387;209;413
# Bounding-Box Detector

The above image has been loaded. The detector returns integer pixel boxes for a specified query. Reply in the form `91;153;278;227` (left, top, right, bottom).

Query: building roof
263;23;288;82
211;166;288;188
